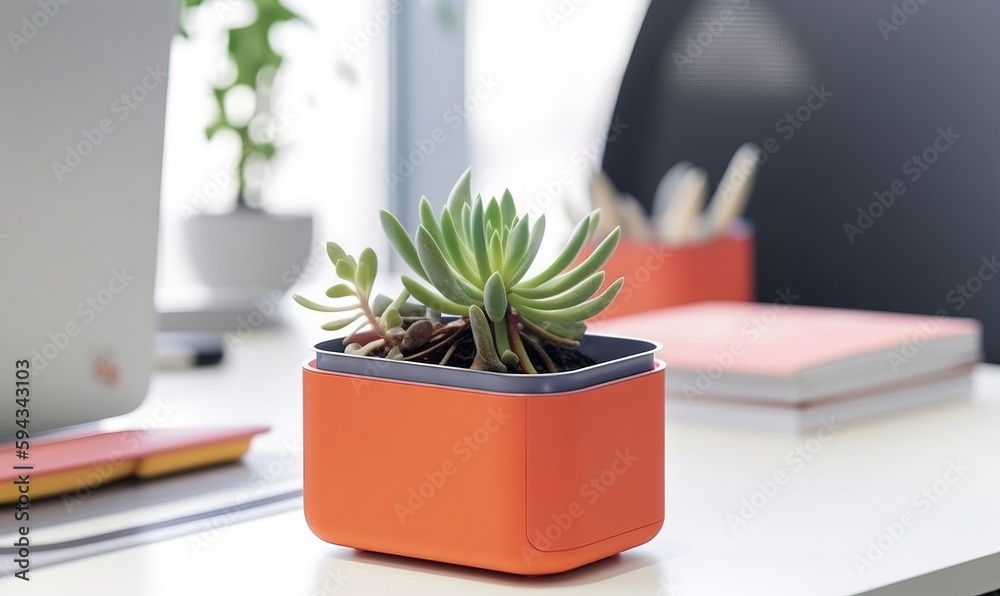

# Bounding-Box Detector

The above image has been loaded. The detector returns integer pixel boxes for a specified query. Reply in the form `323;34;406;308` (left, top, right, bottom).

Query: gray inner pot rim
313;332;661;395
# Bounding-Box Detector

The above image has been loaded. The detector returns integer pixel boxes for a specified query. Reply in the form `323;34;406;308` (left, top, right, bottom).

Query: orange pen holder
303;360;665;575
583;224;754;320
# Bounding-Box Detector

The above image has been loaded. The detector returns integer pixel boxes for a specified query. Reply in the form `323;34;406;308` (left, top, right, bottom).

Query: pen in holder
583;221;755;320
584;144;760;319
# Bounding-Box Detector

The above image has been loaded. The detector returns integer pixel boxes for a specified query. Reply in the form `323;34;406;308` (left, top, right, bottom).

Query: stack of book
598;302;982;432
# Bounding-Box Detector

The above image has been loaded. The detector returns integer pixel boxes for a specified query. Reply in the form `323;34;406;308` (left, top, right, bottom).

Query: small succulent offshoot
295;168;624;374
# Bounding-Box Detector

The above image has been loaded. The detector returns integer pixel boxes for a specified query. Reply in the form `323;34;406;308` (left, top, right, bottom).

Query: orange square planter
583;224;755;320
303;358;665;575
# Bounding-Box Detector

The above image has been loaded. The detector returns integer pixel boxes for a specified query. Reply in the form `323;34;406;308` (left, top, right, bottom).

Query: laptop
0;1;176;438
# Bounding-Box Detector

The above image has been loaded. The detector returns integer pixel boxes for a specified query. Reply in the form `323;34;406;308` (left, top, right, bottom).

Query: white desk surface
8;311;1000;596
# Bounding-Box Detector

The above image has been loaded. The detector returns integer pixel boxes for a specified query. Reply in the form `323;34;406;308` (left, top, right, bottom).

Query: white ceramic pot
182;208;313;300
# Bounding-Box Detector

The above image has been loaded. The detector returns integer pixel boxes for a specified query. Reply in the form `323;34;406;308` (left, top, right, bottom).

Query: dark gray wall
604;0;1000;361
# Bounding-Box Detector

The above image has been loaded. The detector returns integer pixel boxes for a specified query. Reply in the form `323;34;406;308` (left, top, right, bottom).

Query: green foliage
298;168;625;373
180;0;302;209
379;168;624;371
293;243;407;348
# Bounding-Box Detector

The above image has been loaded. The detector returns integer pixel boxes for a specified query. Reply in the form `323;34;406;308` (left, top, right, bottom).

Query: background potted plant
178;0;312;308
297;169;666;575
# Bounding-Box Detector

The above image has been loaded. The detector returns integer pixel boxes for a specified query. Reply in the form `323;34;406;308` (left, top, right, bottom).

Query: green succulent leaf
401;275;469;316
446;167;473;229
455;274;485;302
522;318;587;342
516;278;624;323
485;198;503;237
515;211;598;289
380;210;427;279
501;350;520;369
440;207;481;283
335;259;356;282
500;189;516;230
587;211;601;236
501;216;530;282
347;338;385;356
293;294;361;313
483;272;508;322
381;307;402;330
326;242;348;265
387;289;412;314
488;230;504;273
415;227;474;305
469;305;506;372
494;316;512;355
326;283;355;298
321;312;364;331
419;196;446;248
506;216;519;245
508;215;546;286
510;272;605;311
461;203;473;245
356;247;378;297
515;227;621;299
470;197;491;280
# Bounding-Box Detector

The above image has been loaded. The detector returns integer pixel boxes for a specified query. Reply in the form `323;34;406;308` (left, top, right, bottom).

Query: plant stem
348;338;385;356
493;314;512;355
439;341;459;366
518;315;581;349
387;289;411;313
431;319;467;339
358;293;398;347
403;327;463;361
520;332;558;373
507;310;538;374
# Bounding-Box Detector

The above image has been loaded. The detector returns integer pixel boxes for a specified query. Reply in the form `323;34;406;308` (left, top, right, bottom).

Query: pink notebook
596;302;981;377
0;426;269;504
596;302;981;431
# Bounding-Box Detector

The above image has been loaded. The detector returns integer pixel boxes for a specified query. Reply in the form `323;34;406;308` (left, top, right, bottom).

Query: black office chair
603;0;1000;361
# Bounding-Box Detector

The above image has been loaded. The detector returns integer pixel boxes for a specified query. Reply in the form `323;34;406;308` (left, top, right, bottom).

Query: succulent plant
295;168;624;374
